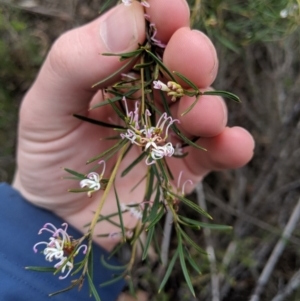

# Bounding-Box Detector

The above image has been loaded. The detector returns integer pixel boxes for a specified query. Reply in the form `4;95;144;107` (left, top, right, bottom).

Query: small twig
0;0;73;20
219;241;237;284
271;269;300;301
205;189;300;246
160;209;173;267
249;197;300;301
196;183;220;301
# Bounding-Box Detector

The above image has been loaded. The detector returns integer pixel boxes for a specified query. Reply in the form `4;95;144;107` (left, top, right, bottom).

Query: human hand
13;0;254;251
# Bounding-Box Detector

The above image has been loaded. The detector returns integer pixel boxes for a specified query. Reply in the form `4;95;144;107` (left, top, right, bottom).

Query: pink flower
33;223;87;280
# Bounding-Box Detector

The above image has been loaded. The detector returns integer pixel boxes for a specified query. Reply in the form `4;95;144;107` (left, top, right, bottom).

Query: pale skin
13;0;255;251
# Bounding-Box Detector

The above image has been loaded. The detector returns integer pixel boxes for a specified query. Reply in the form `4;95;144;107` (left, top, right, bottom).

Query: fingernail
204;34;218;80
100;4;139;52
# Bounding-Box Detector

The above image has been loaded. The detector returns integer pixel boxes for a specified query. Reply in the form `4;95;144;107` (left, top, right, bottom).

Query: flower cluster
120;97;179;165
33;223;87;280
153;80;184;102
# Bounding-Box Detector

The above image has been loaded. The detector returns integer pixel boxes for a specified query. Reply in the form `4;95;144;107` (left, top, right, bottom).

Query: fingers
163;27;218;88
170;93;227;138
185;127;255;173
21;0;192;121
23;2;146;118
145;0;190;42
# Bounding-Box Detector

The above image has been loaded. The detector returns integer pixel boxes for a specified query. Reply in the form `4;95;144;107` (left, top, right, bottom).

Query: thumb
23;2;145;116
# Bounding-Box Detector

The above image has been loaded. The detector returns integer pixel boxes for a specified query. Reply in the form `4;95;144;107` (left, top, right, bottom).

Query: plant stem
89;144;127;235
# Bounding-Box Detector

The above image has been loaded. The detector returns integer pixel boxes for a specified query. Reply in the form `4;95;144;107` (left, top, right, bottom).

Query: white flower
33;223;87;280
54;256;74;280
79;161;106;197
80;172;101;190
146;142;174;165
153;80;170;92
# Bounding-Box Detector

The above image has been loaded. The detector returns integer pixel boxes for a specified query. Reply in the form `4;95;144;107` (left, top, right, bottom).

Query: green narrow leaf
179;227;207;254
145;165;155;201
95;215;121;230
84;212;119;227
107;97;126;121
71;260;86;275
167;191;212;219
173;71;199;91
133;60;154;69
203;90;241;103
185;249;202;275
179;216;232;230
68;188;94;193
158;248;179;293
178;132;206;150
144;49;176;81
63;168;86;179
181;95;201;116
152;225;162;258
146;207;165;230
177;216;201;229
130;173;147;193
25;266;56;272
146;182;161;223
48;281;80;296
89;95;123;110
127;274;136;296
103;140;128;162
164;157;174;180
86;139;125;164
178;235;196;297
156;158;169;182
102;48;143;59
92;56;138;88
87;271;101;301
121;151;147;177
73;113;125;129
100;255;128;271
142;226;155;260
114;184;126;240
99;273;125;288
